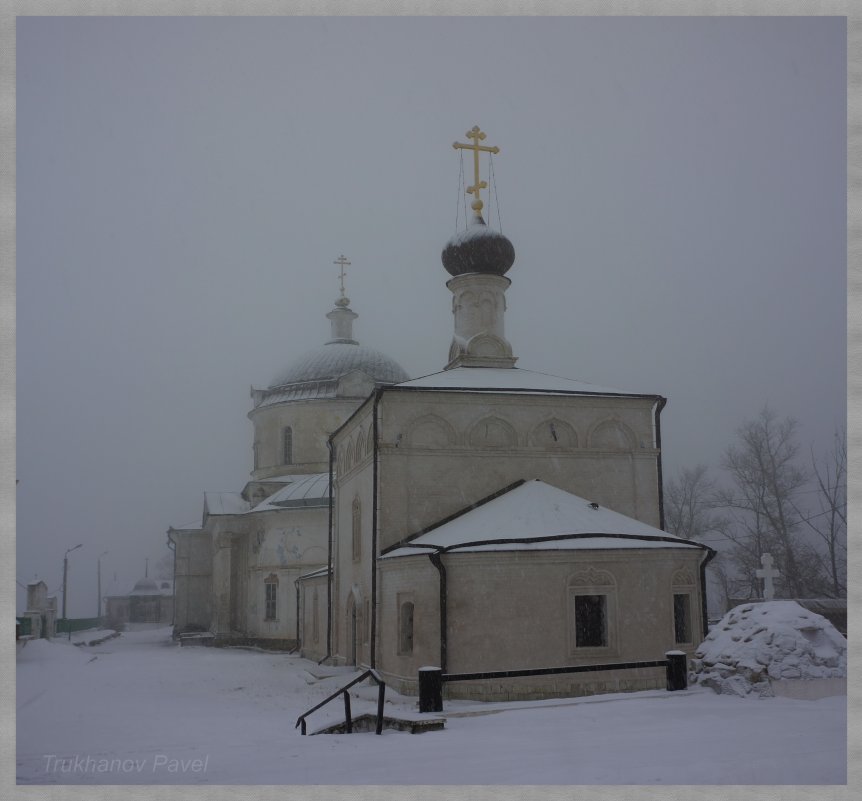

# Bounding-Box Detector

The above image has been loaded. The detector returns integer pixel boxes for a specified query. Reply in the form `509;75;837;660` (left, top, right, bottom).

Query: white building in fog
170;129;713;699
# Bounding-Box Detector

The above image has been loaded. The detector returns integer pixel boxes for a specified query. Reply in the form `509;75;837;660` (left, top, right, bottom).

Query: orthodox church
170;127;713;700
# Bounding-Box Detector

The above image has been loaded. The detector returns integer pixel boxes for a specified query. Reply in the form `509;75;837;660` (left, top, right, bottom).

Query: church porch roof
381;479;710;558
249;472;331;511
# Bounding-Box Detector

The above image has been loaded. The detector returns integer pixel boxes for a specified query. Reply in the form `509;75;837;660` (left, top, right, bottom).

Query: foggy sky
15;16;846;615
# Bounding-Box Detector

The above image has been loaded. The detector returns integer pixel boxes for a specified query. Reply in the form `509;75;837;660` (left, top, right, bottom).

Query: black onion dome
441;214;515;277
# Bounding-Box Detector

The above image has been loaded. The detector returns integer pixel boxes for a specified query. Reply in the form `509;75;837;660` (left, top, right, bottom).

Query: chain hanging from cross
333;255;351;302
453;126;500;216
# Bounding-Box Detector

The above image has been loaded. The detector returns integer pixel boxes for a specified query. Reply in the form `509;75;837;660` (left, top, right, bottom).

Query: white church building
169;127;713;699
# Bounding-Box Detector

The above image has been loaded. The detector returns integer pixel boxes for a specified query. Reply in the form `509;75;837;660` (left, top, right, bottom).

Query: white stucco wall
376;390;662;551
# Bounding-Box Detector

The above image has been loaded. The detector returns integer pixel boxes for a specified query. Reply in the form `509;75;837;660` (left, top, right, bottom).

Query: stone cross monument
756;552;780;600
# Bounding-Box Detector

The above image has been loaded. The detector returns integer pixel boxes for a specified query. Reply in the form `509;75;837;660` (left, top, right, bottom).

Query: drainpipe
324;439;335;663
370;388;382;669
699;548;717;638
429;551;447;673
653;397;668;531
294;579;301;647
166;531;176;629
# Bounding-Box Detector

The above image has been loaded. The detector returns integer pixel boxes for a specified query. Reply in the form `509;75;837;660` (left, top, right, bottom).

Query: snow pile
691;601;847;697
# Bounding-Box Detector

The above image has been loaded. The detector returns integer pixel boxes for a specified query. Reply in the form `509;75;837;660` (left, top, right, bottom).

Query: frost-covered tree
714;407;812;598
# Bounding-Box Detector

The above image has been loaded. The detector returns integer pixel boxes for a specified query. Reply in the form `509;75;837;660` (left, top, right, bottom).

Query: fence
55;617;103;635
419;651;688;712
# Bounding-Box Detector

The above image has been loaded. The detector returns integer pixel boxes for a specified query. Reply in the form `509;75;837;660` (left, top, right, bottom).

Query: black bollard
418;666;443;712
665;650;688;691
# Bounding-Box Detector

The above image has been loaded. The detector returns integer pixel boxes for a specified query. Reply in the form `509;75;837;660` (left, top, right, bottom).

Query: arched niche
530;417;578;449
589;419;636;450
468;415;518;449
406;414;457;449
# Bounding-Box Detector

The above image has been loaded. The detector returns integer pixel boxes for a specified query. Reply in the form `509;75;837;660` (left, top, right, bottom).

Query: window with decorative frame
671;567;697;645
568;567;617;656
264;574;278;621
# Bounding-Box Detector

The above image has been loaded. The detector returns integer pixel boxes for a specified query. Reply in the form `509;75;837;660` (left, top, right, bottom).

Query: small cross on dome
333;254;351;306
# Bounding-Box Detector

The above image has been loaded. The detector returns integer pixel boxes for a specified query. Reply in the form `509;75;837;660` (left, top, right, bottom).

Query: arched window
283;427;293;465
253;441;260;470
352;497;361;561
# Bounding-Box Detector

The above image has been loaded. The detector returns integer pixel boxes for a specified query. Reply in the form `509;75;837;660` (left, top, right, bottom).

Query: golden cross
453;125;500;214
333;255;351;299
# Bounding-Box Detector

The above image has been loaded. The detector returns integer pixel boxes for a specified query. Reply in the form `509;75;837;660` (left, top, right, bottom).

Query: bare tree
664;465;734;611
791;429;847;597
714;407;811;598
665;464;719;541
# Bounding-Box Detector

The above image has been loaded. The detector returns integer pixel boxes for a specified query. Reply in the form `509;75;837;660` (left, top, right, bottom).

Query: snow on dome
691;601;847;697
442;214;515;277
268;342;409;391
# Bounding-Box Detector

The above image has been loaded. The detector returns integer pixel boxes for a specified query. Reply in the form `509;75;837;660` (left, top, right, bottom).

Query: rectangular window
398;601;414;655
283;427;293;465
674;593;692;644
574;594;607;648
265;582;277;621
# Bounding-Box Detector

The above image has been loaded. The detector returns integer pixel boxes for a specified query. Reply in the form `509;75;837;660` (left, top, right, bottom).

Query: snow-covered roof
296;566;331;582
170;520;202;532
129;578;161;596
393;366;652;397
250;473;330;511
204;492;250;517
381;479;707;558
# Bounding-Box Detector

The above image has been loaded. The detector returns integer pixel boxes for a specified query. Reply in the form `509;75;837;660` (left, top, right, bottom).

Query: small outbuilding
106;577;174;628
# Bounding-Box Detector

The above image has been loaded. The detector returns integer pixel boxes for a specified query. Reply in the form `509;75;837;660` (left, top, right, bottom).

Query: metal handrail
295;668;386;735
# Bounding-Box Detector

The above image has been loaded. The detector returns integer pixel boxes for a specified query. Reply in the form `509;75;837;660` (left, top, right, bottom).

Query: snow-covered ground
16;627;846;785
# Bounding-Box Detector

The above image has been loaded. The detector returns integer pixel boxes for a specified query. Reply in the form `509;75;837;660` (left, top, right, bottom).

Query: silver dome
268;342;409;391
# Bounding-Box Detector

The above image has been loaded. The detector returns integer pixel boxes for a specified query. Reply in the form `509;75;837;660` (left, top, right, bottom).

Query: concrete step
312;713;445;735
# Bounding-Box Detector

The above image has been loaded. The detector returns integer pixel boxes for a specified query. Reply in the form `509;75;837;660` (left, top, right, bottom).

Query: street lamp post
62;544;83;639
97;551;109;622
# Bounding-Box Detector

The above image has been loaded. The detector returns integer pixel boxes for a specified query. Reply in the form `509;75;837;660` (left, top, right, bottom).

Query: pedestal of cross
756;552;780;600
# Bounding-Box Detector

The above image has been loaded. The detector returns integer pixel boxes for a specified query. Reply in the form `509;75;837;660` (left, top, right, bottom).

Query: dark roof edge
380;478;528;554
384;384;663;401
387;531;715;556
